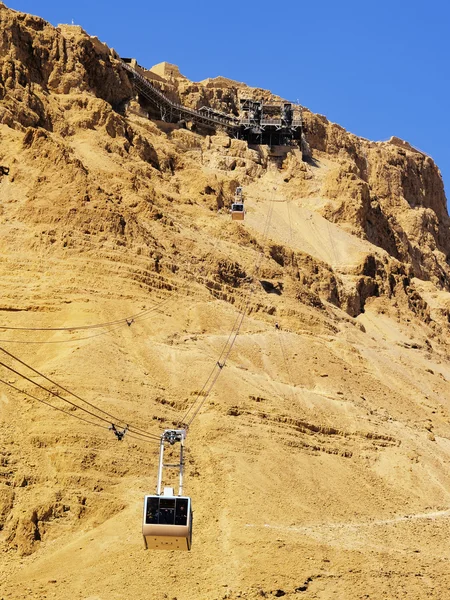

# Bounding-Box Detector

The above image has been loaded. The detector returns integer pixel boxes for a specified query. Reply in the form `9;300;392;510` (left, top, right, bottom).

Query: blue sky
6;0;450;199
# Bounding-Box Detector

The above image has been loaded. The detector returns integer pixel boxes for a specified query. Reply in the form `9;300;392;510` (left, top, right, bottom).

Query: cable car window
159;498;176;510
145;497;160;524
144;496;190;527
175;498;189;525
159;498;176;524
232;204;244;212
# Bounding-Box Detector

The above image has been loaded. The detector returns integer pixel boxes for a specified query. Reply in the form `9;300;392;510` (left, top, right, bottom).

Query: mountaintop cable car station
121;59;307;154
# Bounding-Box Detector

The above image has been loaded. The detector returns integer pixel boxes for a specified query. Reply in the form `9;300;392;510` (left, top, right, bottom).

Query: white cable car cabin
231;203;245;220
231;186;245;220
143;487;192;550
142;429;193;551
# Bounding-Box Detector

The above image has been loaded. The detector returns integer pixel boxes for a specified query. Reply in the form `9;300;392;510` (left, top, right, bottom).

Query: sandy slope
1;167;450;598
1;5;450;597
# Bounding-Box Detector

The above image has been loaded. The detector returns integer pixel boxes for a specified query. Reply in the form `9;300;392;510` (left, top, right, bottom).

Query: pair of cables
0;300;176;444
0;345;161;444
0;194;275;442
0;298;172;345
180;201;275;428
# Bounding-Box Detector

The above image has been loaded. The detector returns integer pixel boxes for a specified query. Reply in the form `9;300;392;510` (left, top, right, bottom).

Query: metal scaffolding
122;60;306;151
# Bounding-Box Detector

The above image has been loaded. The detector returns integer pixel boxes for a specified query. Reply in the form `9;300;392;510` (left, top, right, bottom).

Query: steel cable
0;378;110;431
0;322;126;344
181;200;275;428
0;297;171;332
276;328;297;405
0;348;161;441
0;377;158;445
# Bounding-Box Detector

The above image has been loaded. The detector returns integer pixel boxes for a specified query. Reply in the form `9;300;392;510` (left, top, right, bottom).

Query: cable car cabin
231;203;245;221
143;494;193;551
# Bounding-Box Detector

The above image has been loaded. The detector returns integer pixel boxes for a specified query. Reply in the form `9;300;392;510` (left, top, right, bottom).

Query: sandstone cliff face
131;46;450;304
1;2;448;306
0;3;132;131
0;3;449;324
303;111;449;287
1;5;450;599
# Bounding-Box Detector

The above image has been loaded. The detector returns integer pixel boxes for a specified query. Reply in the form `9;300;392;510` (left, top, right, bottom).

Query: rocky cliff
1;4;450;600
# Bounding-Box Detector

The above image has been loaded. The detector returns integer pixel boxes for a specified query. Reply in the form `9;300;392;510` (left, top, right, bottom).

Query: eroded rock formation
1;4;450;599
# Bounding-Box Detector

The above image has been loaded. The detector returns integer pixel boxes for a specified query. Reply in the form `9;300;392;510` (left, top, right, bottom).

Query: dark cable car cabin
231;203;245;221
143;488;193;551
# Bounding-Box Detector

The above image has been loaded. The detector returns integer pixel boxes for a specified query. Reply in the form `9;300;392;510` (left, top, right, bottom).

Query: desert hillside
1;4;450;599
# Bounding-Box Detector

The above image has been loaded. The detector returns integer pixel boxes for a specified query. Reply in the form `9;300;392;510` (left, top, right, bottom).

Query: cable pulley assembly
109;424;129;441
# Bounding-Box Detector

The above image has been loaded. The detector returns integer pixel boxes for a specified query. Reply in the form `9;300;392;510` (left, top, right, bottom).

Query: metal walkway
122;61;239;133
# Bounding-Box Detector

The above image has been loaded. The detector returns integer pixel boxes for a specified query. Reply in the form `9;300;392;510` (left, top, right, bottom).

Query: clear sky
6;0;450;199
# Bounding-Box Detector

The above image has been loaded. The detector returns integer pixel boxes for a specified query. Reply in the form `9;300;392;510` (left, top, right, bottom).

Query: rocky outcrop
0;2;448;308
0;4;132;131
300;111;449;288
2;11;450;598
